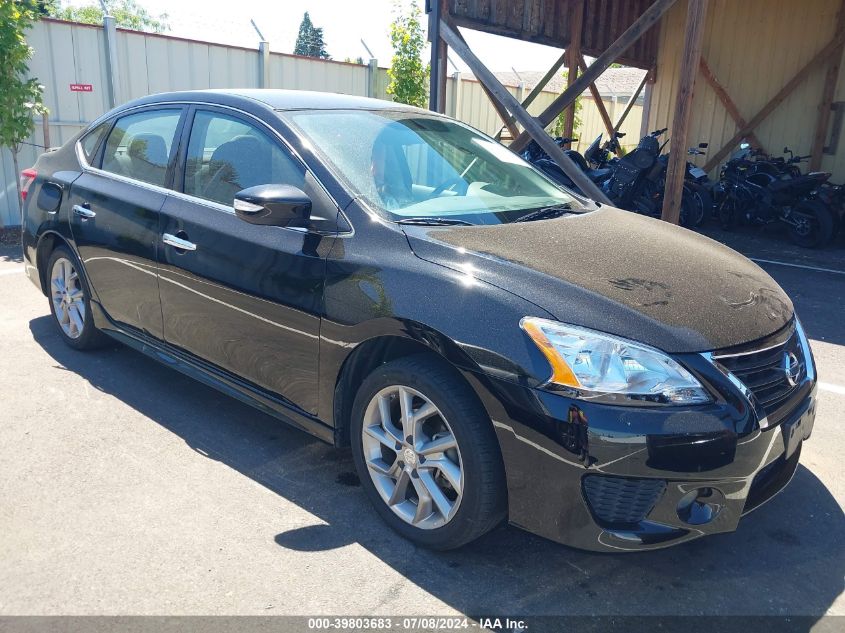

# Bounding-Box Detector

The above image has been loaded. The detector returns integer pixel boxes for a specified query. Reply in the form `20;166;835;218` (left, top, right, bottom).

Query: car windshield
283;109;583;225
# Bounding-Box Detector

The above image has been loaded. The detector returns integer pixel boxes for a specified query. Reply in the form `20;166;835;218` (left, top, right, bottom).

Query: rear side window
101;109;182;187
183;110;304;206
80;122;109;165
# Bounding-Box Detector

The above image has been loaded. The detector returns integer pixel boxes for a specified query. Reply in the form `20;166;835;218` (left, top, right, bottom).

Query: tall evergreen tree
293;12;329;59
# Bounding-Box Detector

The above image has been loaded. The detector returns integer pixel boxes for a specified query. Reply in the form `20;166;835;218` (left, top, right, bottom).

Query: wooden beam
613;70;649;133
479;81;521;140
704;27;845;172
810;0;845;170
438;18;613;204
563;0;585;143
510;0;680;152
579;56;616;141
661;0;709;225
698;57;763;150
495;50;568;141
524;49;569;110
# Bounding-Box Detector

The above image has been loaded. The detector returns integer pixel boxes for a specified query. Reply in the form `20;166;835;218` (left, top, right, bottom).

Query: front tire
350;354;506;550
46;245;108;350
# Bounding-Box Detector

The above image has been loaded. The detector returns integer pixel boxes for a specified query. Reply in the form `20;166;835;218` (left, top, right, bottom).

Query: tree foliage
551;69;583;138
387;0;428;108
294;11;330;59
48;0;169;33
0;0;49;207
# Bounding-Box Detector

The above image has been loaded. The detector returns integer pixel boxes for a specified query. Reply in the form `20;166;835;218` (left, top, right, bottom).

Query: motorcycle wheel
787;200;835;248
680;184;711;228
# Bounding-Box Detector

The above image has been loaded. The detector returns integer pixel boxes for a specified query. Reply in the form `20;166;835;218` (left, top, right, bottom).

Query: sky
63;0;566;73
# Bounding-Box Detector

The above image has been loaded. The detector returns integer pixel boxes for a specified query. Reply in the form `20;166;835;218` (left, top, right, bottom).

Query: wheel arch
34;230;73;296
331;324;488;448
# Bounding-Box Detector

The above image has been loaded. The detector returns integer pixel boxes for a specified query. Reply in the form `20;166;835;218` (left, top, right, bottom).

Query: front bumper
468;333;817;552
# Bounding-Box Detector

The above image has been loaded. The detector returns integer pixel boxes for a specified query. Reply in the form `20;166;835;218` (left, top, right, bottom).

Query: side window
80;122;109;165
101;109;182;187
184;110;304;206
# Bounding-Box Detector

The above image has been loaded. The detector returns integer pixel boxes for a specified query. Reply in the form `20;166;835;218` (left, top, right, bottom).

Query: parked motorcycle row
523;130;844;248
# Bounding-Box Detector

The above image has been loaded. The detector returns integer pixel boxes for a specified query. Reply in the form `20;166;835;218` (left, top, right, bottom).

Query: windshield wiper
513;204;574;223
396;217;474;226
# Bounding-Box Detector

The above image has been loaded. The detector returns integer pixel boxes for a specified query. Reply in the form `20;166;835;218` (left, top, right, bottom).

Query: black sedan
20;90;817;551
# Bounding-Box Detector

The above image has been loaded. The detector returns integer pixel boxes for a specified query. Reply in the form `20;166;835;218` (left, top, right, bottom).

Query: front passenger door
158;108;337;415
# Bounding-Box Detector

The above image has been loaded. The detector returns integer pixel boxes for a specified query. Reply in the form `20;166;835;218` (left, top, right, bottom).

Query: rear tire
350;354;506;550
46;245;109;350
788;200;835;248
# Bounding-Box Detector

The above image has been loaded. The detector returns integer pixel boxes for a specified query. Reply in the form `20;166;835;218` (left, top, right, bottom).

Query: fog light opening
677;487;725;525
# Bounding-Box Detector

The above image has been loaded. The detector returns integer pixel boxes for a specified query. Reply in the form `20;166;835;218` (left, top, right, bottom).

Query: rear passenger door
69;106;185;339
158;107;338;415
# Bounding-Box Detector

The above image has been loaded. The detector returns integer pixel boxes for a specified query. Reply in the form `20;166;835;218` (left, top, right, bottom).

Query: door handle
72;204;96;219
163;233;197;252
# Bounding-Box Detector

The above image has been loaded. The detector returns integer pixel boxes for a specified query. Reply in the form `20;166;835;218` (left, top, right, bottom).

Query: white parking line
750;257;845;276
819;381;845;396
0;267;24;277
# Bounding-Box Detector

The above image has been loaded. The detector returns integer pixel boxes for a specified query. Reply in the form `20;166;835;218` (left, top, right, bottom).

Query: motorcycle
716;143;836;247
521;135;614;193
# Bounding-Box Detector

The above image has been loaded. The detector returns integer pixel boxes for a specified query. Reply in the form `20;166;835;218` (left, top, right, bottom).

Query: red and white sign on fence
69;83;93;92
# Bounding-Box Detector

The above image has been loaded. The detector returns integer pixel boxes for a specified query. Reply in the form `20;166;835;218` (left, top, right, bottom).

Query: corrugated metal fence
1;18;642;227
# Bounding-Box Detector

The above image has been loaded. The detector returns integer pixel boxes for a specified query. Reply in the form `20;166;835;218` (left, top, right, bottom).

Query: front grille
713;323;807;427
582;475;666;526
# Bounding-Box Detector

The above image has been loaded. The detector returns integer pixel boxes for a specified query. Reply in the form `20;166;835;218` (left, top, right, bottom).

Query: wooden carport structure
426;0;845;225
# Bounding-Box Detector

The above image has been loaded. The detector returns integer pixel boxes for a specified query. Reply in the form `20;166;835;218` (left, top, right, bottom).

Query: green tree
0;0;49;210
387;0;428;107
48;0;169;33
551;69;582;138
293;11;330;59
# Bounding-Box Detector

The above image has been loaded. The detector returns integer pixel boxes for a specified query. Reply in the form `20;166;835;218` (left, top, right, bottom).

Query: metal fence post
450;71;462;117
102;15;121;107
258;41;270;88
368;58;378;98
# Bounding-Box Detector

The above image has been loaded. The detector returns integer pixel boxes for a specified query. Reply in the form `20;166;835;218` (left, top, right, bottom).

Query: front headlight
520;317;711;405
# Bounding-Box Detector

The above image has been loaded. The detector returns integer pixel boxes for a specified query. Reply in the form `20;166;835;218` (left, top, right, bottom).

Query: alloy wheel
360;385;464;529
50;257;86;339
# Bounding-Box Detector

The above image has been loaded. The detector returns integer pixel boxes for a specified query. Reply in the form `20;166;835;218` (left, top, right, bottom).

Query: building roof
467;67;648;97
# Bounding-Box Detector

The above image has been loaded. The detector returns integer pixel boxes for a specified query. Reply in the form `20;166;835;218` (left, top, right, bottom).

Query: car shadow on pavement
30;315;845;621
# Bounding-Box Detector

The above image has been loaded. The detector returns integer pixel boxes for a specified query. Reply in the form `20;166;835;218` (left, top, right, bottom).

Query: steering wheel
427;175;467;199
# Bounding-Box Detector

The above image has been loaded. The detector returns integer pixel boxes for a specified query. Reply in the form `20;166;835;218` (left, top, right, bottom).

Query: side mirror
234;184;311;227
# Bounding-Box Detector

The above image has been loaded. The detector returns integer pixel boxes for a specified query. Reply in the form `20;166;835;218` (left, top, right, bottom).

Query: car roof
124;89;426;113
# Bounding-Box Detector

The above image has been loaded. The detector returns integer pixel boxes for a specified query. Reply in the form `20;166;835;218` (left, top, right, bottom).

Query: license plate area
781;401;814;459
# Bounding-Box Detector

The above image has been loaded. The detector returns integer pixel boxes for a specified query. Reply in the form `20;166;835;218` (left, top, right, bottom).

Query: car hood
402;207;793;353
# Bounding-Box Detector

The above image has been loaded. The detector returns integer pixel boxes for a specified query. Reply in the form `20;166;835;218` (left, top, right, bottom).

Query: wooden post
810;0;845;170
704;27;845;172
640;72;655;139
510;0;679;152
698;57;763;150
41;113;51;150
579;56;616;141
661;0;709;225
438;19;613;204
563;0;585;144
